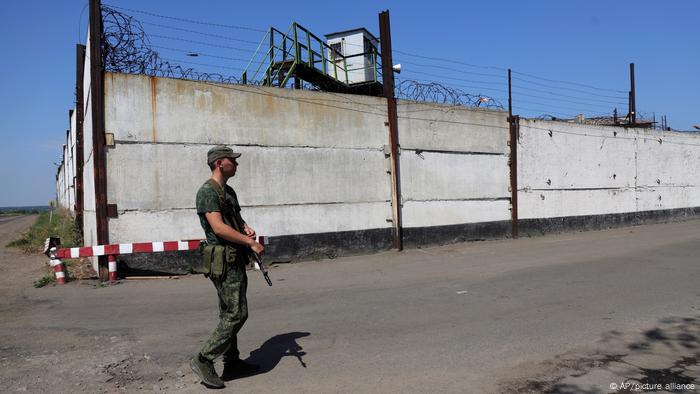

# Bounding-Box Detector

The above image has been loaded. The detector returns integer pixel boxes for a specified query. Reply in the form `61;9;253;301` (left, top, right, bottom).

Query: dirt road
1;216;698;393
0;215;168;393
0;215;45;295
0;215;177;393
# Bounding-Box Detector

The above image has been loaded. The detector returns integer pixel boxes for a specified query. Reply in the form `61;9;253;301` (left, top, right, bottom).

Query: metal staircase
242;23;383;96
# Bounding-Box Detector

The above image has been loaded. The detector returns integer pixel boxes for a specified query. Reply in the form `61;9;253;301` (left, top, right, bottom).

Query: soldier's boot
220;358;261;381
190;354;225;389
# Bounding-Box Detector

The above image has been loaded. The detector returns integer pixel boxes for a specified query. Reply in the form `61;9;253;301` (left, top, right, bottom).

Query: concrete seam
113;140;384;152
400;148;507;156
403;197;511;202
521;185;697;192
117;201;391;212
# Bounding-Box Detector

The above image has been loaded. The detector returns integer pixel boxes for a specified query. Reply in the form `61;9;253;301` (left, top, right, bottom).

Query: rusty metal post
629;62;636;125
75;44;86;242
90;0;109;281
508;69;519;238
508;69;513;116
379;10;403;250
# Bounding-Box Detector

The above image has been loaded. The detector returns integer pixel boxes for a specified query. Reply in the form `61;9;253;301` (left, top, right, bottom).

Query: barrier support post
108;255;117;282
49;247;66;285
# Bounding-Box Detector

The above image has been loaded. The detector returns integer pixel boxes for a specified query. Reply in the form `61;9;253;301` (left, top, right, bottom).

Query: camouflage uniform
196;180;250;363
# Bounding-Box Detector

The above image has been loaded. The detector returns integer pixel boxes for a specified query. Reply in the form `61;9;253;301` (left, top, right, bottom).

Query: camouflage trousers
199;261;248;362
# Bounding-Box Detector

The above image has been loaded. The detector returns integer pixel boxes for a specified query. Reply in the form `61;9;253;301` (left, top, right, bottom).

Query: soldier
190;145;264;388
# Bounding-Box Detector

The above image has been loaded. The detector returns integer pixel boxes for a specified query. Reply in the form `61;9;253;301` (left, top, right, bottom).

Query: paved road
1;217;699;393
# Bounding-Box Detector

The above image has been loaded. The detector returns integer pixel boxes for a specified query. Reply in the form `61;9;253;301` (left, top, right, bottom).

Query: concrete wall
82;30;98;251
103;73;392;261
101;73;523;262
396;101;511;244
56;113;77;211
56;152;65;208
66;116;74;211
635;128;700;211
518;119;700;220
54;31;97;270
66;112;76;211
57;67;700;270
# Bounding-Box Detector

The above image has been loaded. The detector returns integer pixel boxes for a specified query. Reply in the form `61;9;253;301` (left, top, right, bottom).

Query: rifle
251;236;272;286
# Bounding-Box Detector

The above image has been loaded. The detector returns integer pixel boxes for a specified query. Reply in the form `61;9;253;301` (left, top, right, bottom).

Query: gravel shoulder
0;215;169;393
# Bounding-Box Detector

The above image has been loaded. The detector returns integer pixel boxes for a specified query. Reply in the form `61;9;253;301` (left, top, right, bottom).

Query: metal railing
242;22;382;89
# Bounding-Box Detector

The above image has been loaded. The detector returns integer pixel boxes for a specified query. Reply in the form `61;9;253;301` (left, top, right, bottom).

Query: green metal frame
241;22;382;89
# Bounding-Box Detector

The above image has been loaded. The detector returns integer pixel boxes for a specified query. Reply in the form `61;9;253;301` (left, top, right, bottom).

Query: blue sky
0;0;698;207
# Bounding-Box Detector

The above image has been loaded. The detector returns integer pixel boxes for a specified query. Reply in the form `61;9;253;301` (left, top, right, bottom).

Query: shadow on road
501;315;700;394
236;331;310;378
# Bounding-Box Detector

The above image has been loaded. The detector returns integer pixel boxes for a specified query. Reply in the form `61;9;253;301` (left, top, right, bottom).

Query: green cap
207;145;241;165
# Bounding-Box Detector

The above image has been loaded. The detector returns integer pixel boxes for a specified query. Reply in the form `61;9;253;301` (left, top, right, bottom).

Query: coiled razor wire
101;6;504;107
101;6;240;84
396;79;504;109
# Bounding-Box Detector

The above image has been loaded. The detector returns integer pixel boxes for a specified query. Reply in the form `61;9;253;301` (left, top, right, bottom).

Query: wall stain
150;76;157;142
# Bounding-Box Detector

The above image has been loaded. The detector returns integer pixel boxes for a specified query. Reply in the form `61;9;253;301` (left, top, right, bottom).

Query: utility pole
379;10;403;250
629;63;636;125
507;69;519;238
90;0;109;280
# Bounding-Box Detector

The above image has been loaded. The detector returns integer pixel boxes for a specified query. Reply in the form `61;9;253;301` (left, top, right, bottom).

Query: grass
7;209;82;254
33;274;55;288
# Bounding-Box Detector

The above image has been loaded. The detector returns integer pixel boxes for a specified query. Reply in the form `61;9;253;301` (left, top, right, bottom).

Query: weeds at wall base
33;274;55;288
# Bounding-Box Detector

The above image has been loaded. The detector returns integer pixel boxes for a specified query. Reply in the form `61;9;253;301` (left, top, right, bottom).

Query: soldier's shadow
240;331;311;377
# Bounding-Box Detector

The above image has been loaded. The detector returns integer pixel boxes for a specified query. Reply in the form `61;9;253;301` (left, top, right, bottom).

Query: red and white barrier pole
108;255;118;282
49;239;201;282
49;247;66;285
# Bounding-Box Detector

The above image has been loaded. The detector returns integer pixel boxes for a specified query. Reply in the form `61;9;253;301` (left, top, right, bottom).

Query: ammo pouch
201;244;240;279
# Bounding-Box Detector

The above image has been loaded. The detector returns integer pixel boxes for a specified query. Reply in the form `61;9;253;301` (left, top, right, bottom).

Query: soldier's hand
244;223;256;239
250;240;264;255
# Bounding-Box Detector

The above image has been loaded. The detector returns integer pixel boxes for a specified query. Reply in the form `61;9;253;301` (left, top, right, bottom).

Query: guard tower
242;23;383;96
325;28;379;85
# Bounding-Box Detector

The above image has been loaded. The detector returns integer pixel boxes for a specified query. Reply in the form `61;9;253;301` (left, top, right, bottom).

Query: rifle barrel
252;251;273;287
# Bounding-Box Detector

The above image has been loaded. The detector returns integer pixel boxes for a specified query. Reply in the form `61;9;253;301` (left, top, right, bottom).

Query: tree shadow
232;331;310;379
500;315;700;394
542;382;604;394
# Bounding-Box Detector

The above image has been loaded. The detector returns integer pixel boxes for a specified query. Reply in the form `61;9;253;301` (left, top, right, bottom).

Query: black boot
190;354;225;388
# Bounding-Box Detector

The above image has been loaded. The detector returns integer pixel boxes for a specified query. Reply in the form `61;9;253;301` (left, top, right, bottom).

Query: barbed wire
101;6;506;109
101;5;631;118
101;6;241;84
396;79;504;109
534;114;617;124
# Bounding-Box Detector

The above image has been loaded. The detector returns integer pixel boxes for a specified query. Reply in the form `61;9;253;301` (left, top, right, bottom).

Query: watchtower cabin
325;28;380;86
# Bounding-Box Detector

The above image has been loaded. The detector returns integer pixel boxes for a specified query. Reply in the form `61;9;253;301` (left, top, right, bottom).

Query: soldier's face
222;157;238;177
